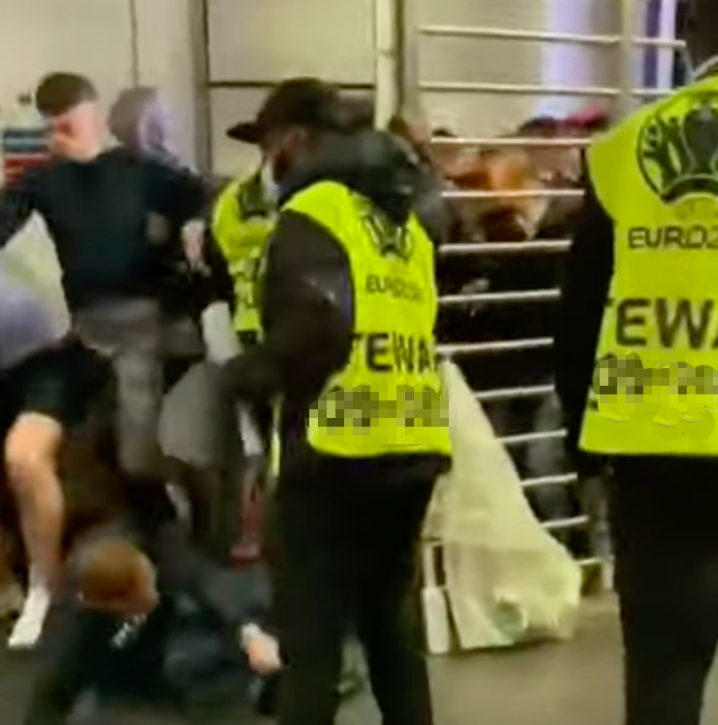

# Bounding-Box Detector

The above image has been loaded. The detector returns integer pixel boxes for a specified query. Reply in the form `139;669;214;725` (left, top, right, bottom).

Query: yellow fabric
281;180;451;458
580;76;718;455
212;177;274;335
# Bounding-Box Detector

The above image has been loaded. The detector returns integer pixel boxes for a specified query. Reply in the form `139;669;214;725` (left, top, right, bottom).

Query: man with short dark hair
0;72;210;648
556;1;718;724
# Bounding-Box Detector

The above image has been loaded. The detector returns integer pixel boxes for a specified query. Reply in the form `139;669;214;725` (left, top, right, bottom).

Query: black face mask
271;149;293;184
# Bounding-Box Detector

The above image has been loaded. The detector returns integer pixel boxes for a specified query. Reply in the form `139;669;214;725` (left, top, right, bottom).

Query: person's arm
554;176;614;466
0;169;41;248
219;210;354;404
141;157;212;226
151;521;271;628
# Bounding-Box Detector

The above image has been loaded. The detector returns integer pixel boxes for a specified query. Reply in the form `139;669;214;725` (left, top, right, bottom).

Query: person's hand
181;219;208;272
240;624;282;675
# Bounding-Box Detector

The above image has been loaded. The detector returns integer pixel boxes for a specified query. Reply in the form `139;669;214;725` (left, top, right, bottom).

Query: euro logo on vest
638;90;718;206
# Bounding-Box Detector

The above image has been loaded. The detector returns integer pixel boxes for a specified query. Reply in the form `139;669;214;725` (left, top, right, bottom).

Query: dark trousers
610;457;718;725
275;474;435;725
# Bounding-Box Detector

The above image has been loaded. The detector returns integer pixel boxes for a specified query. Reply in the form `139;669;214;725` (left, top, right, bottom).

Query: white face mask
260;162;278;208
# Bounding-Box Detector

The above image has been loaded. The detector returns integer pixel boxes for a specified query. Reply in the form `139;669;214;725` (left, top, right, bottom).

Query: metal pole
396;0;421;115
189;0;213;172
128;0;140;86
373;0;400;127
618;0;637;119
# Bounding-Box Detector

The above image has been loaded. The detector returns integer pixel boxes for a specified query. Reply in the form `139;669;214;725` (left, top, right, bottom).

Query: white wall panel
208;0;374;83
0;0;195;317
205;0;635;173
133;0;196;166
207;0;375;175
0;0;133;113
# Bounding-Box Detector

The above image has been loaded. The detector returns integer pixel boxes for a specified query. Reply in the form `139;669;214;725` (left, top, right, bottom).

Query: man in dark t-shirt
0;73;210;649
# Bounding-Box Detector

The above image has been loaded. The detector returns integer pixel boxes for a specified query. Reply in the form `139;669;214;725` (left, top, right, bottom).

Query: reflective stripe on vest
212;177;274;335
280;180;452;459
580;76;718;455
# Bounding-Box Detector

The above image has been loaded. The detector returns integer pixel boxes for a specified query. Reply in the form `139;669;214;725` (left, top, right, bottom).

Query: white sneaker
7;586;51;649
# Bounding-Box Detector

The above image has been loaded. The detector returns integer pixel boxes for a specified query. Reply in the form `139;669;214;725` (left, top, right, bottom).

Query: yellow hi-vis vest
212;174;274;335
277;180;452;459
580;75;718;456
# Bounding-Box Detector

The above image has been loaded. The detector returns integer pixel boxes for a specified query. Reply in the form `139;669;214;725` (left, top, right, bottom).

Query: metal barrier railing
405;0;677;587
440;240;572;255
475;384;555;402
440;289;560;306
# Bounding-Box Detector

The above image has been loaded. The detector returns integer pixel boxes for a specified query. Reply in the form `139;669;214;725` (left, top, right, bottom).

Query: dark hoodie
220;130;449;487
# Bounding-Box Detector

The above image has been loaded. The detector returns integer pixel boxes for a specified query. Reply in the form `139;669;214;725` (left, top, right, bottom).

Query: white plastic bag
423;360;581;650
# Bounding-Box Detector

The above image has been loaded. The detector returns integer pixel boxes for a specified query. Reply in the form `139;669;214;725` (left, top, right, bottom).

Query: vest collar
692;55;718;82
237;171;273;220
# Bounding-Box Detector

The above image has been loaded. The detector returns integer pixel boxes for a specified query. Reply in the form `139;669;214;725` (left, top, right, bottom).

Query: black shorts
0;339;112;439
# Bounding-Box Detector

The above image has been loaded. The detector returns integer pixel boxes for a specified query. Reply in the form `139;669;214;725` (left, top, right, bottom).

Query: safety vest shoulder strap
586;107;652;215
237;171;272;220
212;179;242;238
283;179;434;258
282;180;352;242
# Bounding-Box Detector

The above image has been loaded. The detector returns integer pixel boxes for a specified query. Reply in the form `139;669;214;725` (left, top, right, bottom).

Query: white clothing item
423;361;581;650
7;584;51;649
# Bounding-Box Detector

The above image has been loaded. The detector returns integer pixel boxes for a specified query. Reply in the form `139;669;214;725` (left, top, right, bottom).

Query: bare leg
4;412;64;648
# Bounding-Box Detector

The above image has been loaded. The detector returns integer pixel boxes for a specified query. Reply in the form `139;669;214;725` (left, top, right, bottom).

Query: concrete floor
2;596;718;724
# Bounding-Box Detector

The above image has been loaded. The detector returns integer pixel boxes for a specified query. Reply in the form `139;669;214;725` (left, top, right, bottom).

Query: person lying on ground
23;489;279;725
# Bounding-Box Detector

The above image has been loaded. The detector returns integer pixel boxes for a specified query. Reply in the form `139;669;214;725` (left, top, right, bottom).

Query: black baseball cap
226;77;341;144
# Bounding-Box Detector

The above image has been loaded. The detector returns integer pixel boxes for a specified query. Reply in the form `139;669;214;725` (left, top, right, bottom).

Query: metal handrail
439;240;571;255
419;25;685;51
442;188;584;200
523;473;578;489
439;337;554;355
543;515;588;532
440;289;560;306
502;429;567;446
423;82;675;99
421;81;621;96
474;384;555;402
430;136;591;148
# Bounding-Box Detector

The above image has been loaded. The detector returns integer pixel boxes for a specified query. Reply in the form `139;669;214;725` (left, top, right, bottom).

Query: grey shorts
73;300;163;478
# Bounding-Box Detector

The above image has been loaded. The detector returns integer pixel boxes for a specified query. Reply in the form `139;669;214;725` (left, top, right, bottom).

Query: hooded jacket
221;130;450;486
109;87;184;168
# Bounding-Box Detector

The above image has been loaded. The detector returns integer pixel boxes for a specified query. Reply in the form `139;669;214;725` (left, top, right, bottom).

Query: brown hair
35;73;97;117
76;538;150;603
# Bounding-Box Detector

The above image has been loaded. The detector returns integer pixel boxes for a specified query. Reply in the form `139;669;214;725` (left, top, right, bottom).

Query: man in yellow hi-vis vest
212;162;275;344
220;78;451;725
556;2;718;723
